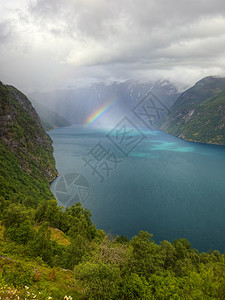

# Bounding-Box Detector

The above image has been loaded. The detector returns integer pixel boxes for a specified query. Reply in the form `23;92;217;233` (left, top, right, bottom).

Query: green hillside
0;82;58;207
1;81;225;299
160;76;225;144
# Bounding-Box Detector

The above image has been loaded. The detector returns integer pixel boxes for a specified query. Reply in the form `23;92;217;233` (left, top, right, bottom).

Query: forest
1;195;225;299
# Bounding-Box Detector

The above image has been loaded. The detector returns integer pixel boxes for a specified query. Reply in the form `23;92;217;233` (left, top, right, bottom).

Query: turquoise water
49;125;225;252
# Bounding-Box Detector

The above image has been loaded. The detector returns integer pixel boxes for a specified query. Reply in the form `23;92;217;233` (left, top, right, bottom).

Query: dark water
49;125;225;252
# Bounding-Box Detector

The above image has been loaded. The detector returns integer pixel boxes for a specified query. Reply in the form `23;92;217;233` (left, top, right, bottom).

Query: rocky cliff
0;82;58;206
160;76;225;145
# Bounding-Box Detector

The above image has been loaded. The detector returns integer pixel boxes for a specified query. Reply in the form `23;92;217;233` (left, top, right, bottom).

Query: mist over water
49;125;225;252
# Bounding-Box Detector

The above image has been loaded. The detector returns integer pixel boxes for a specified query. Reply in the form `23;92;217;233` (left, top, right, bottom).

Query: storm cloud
1;0;225;91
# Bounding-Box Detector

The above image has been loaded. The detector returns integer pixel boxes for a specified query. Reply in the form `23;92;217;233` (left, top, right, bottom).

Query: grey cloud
30;0;225;37
0;21;12;44
1;0;225;91
29;0;225;61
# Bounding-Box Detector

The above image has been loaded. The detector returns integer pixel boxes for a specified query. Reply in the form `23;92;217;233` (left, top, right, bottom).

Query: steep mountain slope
0;82;58;206
31;100;71;130
160;76;225;145
29;80;179;125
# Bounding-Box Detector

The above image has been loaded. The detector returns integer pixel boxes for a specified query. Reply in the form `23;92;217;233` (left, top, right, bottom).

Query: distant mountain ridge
31;100;71;131
29;80;180;125
160;76;225;145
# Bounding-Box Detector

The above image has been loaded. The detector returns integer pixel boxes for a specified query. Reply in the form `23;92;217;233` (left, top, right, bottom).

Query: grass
34;226;71;246
0;245;81;299
48;228;71;246
0;223;5;241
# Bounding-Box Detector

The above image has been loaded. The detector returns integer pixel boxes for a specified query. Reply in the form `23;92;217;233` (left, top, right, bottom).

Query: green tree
3;203;34;229
129;231;163;278
28;222;53;264
64;203;96;240
61;235;87;269
120;273;152;299
76;261;121;299
44;199;62;228
6;220;35;244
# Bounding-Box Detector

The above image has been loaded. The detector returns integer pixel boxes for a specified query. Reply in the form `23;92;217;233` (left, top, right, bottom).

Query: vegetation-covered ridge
0;81;58;206
160;76;225;145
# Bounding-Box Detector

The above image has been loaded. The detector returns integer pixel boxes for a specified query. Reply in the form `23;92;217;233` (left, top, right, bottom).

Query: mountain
29;80;180;125
1;80;225;299
160;76;225;145
0;82;58;206
31;100;71;130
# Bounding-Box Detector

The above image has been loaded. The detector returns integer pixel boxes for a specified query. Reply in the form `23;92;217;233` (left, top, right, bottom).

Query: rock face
8;85;43;128
160;76;225;145
0;82;58;182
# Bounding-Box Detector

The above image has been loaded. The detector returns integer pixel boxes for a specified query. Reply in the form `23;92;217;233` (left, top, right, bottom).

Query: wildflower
25;286;29;290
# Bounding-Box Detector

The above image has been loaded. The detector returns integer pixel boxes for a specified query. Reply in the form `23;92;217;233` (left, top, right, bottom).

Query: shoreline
161;129;225;147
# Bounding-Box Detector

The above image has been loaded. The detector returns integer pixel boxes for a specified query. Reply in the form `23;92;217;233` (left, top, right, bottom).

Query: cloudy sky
1;0;225;92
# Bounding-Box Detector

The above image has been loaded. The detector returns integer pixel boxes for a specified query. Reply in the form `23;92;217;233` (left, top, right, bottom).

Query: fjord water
49;125;225;252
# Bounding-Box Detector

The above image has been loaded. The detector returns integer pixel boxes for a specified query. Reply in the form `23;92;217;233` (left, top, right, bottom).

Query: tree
44;199;62;228
29;222;53;264
61;235;87;269
129;231;163;277
6;219;35;244
120;273;152;299
76;261;121;299
3;203;34;229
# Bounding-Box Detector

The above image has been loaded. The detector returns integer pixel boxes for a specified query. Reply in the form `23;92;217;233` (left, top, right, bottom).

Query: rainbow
84;99;115;127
